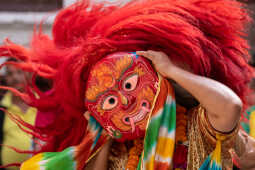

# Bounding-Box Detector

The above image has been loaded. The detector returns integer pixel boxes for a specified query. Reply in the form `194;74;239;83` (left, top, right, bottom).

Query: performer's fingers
136;51;153;60
147;50;160;56
245;151;255;157
229;148;241;168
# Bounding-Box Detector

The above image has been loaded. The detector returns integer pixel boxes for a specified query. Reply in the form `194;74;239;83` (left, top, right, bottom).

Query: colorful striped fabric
137;77;176;170
20;116;106;170
199;134;226;170
20;147;76;170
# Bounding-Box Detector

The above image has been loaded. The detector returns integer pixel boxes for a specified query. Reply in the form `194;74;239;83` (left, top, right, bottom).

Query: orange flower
126;138;144;170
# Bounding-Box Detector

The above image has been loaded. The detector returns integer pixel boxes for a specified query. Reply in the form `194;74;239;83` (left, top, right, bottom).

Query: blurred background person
0;58;37;170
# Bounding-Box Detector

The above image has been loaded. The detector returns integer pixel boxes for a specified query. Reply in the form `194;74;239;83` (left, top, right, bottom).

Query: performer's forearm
92;139;112;170
165;65;242;132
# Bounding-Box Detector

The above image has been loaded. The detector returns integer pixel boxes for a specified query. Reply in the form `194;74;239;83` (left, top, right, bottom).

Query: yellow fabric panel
1;92;37;170
250;111;255;138
20;153;42;170
145;155;155;170
155;137;175;158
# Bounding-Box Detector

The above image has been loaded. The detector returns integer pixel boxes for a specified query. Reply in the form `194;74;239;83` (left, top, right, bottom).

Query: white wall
0;0;130;45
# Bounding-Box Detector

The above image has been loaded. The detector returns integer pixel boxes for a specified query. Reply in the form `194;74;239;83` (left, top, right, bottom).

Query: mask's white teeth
141;106;150;112
129;117;135;133
132;107;150;122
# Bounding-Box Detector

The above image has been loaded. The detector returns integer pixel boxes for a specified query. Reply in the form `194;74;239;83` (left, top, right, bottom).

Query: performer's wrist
164;65;184;81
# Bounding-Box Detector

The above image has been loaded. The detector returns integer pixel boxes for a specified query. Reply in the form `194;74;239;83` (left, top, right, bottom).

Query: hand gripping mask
85;52;159;141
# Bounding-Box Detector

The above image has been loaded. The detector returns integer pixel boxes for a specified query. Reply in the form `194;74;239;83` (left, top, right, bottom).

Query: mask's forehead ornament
85;52;159;141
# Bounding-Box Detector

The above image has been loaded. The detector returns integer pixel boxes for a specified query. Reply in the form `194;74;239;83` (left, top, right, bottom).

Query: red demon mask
85;52;159;141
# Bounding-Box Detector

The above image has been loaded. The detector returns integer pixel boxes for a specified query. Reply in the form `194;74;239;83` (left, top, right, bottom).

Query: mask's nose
119;92;136;110
119;92;128;105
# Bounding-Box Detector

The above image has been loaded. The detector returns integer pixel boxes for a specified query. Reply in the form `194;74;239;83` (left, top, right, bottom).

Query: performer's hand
229;149;255;170
85;138;113;170
136;50;174;77
92;138;113;170
230;131;255;170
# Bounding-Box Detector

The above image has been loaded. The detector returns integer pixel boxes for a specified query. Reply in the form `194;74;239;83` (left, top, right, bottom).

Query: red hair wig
0;0;253;159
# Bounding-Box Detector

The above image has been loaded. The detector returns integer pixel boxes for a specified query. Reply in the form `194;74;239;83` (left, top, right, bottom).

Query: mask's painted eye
123;74;138;91
102;95;118;110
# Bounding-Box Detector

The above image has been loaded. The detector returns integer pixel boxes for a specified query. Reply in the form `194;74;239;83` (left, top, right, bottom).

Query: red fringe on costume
0;0;253;168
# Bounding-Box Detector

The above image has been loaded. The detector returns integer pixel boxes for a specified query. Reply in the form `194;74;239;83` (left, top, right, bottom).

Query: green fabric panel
161;101;176;132
143;114;162;159
137;156;142;170
43;147;76;170
143;99;176;159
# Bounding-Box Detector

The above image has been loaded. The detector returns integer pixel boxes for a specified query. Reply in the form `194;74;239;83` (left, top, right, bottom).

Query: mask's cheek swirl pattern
111;86;155;132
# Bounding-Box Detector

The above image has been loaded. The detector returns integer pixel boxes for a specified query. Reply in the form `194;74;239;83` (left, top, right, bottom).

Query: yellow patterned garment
1;92;37;170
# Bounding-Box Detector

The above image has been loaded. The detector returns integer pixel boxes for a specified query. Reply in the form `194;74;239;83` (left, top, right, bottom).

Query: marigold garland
175;105;188;143
173;105;188;170
126;138;144;170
